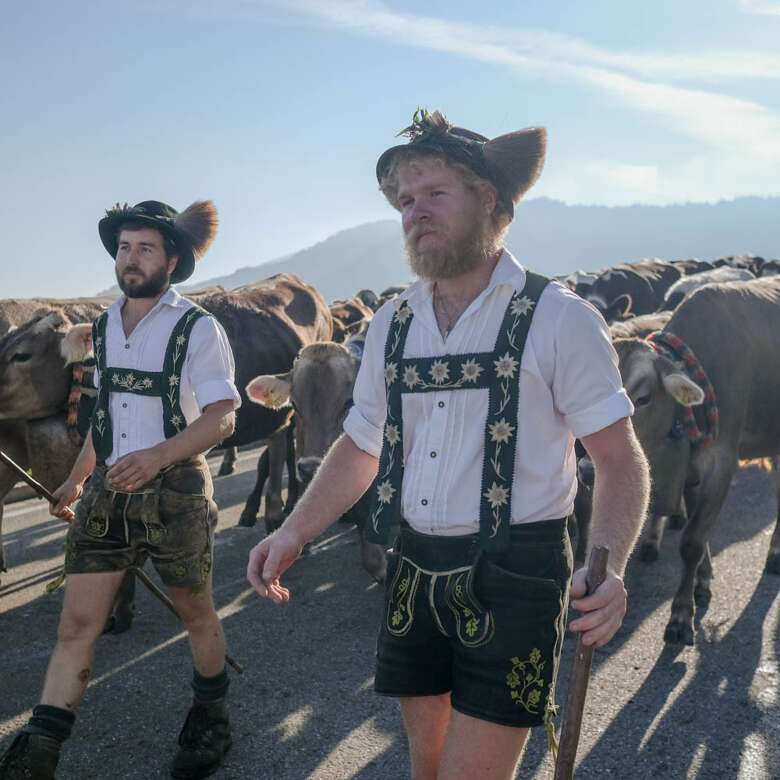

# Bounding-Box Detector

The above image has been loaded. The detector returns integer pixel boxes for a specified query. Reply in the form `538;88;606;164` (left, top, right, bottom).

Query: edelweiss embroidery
364;273;550;551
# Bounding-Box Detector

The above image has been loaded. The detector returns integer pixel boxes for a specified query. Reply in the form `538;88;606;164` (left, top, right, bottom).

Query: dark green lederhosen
375;519;571;732
65;305;219;588
65;455;217;588
368;274;571;736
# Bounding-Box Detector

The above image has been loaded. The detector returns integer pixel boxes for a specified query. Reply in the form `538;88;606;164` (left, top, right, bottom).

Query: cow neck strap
646;330;719;446
90;306;208;462
365;272;550;552
65;357;96;448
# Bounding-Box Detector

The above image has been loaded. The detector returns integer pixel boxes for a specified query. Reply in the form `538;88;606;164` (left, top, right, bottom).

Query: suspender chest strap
90;306;209;462
366;272;550;552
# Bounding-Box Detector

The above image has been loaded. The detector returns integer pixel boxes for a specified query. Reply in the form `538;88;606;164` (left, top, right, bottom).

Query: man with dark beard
0;201;241;780
247;110;650;779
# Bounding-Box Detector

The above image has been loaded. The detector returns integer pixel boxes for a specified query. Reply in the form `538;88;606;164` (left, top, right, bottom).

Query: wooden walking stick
0;449;75;521
0;448;243;674
554;545;609;780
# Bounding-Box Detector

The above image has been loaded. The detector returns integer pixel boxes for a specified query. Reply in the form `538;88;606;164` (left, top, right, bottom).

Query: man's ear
168;254;179;277
482;184;497;216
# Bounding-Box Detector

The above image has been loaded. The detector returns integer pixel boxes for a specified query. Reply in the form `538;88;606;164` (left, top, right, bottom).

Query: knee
57;608;104;644
679;535;704;564
172;595;219;633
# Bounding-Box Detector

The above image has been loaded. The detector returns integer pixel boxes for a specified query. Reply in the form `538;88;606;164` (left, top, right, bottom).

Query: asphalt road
0;449;778;779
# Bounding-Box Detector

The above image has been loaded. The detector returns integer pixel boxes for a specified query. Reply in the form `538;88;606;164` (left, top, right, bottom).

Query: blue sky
2;0;779;297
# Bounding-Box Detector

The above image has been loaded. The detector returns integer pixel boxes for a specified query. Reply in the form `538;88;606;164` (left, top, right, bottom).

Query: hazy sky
2;0;780;297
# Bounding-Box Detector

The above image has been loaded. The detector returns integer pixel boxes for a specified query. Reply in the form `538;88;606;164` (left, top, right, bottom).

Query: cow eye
634;394;651;408
668;418;685;440
12;353;32;363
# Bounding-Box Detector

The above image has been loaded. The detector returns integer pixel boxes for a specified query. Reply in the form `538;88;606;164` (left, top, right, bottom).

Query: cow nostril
577;458;595;487
296;460;320;483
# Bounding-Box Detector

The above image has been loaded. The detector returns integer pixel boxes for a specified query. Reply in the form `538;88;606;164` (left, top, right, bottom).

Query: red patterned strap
646;331;718;446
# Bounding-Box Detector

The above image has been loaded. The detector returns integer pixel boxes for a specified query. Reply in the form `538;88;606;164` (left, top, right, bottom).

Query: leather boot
169;698;231;779
0;733;61;780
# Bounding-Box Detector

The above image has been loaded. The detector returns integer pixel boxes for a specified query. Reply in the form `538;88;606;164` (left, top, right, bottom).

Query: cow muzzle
296;457;322;485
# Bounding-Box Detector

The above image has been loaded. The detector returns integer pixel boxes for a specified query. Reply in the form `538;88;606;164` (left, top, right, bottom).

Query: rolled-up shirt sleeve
552;296;633;438
343;303;394;457
185;316;242;412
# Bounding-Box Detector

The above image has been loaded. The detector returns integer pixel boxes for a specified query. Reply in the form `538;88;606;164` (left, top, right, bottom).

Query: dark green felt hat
98;200;217;283
376;109;546;218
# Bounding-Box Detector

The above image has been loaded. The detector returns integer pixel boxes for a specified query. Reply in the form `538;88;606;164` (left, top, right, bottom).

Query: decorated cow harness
646;330;719;446
90;306;209;462
365;272;550;552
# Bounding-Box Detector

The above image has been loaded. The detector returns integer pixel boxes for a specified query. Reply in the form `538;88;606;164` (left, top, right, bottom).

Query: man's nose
404;200;430;230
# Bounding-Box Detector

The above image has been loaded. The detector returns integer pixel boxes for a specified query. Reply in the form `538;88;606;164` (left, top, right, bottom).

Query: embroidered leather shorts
64;455;218;588
375;518;572;728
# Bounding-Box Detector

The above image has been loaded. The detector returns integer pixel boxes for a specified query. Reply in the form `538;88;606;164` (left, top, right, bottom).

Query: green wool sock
191;667;229;702
23;705;76;742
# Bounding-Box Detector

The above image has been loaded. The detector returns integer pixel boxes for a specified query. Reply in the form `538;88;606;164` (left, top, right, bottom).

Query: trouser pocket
384;554;421;637
444;560;494;648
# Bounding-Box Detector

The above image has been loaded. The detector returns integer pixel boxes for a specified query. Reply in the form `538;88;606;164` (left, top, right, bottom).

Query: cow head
247;341;360;486
0;311;90;420
614;337;702;515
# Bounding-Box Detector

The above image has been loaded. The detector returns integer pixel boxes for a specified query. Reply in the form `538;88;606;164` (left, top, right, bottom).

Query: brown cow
245;333;386;583
0;275;332;570
613;276;780;644
328;297;374;343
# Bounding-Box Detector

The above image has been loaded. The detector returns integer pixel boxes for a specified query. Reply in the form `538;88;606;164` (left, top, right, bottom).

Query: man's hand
568;566;627;647
49;479;81;522
106;447;165;491
247;526;304;604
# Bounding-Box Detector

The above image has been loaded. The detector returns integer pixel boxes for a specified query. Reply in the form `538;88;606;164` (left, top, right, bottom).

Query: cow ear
662;372;704;406
246;373;292;408
60;323;93;365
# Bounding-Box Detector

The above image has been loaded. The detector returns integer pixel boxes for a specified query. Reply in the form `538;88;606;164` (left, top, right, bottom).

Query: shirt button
430;451;437;458
438;401;445;408
122;403;128;409
121;433;127;438
421;499;428;506
124;343;130;349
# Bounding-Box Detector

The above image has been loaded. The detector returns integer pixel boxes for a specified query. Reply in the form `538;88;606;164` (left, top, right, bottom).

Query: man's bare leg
41;571;127;710
167;573;226;676
399;694;452;780
438;710;529;780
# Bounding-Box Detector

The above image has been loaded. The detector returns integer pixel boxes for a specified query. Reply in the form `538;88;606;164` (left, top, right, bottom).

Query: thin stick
0;448;243;674
554;546;610;780
133;567;244;675
0;449;74;520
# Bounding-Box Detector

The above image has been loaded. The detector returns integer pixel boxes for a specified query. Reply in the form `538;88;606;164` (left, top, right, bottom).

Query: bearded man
0;201;241;780
247;110;650;779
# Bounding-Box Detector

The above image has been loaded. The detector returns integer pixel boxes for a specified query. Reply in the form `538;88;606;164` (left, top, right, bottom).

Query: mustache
405;223;443;245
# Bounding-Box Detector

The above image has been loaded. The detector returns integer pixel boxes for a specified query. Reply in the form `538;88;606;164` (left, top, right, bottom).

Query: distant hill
98;196;780;301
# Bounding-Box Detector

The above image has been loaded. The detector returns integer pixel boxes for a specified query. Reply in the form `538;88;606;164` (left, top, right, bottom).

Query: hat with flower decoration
98;200;218;283
376;109;546;219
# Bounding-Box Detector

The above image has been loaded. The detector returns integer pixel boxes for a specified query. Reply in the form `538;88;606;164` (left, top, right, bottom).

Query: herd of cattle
0;254;777;648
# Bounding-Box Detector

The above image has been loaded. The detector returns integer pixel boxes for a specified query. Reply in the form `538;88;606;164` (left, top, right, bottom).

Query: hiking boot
0;733;61;780
170;698;231;779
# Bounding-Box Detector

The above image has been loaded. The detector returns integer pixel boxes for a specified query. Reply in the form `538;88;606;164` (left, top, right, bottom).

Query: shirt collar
398;249;528;313
108;285;184;315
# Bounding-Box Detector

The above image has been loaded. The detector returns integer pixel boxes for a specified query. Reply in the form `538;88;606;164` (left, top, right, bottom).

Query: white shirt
95;287;241;465
343;250;633;535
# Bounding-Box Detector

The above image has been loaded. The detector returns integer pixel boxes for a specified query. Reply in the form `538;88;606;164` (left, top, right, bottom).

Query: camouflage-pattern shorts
65;455;218;588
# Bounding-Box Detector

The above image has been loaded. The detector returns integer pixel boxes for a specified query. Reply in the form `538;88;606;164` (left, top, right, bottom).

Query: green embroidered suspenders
90;306;208;462
366;272;550;552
